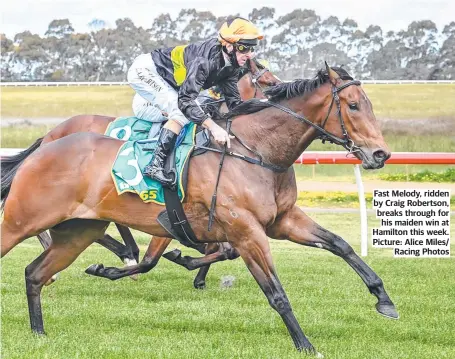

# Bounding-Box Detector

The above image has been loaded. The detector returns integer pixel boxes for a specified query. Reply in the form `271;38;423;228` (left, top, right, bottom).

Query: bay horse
1;64;398;354
1;57;279;287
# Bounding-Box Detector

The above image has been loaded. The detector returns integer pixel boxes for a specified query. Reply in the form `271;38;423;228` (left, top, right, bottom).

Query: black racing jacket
151;38;242;124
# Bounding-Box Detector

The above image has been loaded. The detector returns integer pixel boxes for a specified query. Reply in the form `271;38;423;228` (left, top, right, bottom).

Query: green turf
1;214;454;359
1;84;455;119
1;86;135;118
362;84;455;119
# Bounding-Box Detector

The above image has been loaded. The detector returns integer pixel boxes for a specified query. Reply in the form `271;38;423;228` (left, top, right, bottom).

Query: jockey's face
226;44;255;67
235;49;254;66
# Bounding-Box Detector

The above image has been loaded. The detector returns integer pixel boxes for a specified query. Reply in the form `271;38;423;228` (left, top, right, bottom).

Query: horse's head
316;63;390;169
238;58;281;100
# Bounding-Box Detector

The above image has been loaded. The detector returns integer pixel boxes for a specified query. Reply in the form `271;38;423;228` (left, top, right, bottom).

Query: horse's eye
349;103;359;111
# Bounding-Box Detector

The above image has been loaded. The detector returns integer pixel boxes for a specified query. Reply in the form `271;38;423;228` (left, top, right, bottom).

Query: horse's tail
1;137;43;208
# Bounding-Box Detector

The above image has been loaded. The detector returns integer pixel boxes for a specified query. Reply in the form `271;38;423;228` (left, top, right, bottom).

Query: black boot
143;128;177;185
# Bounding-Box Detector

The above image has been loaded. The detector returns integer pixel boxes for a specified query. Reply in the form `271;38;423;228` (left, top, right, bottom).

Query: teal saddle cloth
108;118;197;205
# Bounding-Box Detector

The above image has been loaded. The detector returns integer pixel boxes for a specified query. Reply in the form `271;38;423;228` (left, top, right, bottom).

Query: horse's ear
325;61;340;86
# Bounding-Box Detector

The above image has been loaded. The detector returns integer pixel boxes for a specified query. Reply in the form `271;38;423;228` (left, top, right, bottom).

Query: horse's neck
232;95;323;169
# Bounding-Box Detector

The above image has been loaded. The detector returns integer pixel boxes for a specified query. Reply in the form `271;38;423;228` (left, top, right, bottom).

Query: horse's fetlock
369;278;384;294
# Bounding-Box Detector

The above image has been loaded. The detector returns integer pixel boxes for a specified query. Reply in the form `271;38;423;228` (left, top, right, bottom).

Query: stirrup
143;164;154;177
144;166;174;186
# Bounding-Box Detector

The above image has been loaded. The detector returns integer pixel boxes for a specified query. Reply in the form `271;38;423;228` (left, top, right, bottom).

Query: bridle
246;60;272;98
265;80;362;154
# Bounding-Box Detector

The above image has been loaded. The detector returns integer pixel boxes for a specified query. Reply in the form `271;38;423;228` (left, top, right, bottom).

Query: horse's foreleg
193;264;211;289
194;243;239;289
163;243;235;271
164;243;222;289
85;236;172;280
268;205;398;319
232;223;318;354
193;243;221;289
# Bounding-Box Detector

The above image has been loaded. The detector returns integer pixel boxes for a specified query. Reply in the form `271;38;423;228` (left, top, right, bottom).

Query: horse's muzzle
359;148;391;169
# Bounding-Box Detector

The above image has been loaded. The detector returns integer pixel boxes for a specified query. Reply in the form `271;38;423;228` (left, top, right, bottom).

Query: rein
196;79;362;174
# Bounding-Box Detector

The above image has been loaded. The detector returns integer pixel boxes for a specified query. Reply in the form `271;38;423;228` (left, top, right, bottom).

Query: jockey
127;17;263;185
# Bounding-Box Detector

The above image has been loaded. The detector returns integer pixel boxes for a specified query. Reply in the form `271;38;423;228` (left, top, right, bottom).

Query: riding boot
143;128;178;185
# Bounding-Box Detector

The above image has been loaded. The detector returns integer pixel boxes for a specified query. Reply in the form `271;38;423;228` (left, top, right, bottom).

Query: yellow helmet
218;17;263;46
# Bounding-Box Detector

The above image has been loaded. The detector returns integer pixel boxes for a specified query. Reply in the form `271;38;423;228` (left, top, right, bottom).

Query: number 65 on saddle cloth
111;122;197;205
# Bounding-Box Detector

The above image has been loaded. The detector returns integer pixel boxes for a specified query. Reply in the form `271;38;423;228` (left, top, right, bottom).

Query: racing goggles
235;43;255;54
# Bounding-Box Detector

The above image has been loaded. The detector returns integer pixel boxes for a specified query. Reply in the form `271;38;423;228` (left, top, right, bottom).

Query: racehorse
1;57;279;287
1;64;398;354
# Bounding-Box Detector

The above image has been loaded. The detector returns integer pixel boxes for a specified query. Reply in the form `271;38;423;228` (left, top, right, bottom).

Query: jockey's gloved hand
203;118;234;148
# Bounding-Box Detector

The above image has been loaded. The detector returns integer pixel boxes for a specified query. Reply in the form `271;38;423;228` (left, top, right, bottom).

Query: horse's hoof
44;273;60;286
301;347;321;357
194;281;206;290
85;263;104;276
163;249;182;262
376;303;399;319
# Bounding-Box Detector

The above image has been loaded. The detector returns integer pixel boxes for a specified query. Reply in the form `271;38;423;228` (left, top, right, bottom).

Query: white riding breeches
127;53;189;127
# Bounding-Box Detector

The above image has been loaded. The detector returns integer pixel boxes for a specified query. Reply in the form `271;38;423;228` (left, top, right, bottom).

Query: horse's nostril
373;149;389;162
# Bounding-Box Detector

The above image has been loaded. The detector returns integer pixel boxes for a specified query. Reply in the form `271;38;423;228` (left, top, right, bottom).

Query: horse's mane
224;66;354;120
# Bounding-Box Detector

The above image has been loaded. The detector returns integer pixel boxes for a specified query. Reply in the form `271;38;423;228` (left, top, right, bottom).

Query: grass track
1;214;454;359
2;84;455;119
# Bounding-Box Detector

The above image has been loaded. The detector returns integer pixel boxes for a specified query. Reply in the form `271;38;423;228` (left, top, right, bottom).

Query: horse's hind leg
115;224;140;263
25;220;108;334
94;225;140;265
85;236;171;280
1;220;31;258
268;205;398;319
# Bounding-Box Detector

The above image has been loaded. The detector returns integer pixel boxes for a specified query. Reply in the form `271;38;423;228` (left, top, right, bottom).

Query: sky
2;0;454;39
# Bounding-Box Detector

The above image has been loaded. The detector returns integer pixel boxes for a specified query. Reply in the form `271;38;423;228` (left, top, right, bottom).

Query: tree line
1;7;454;81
